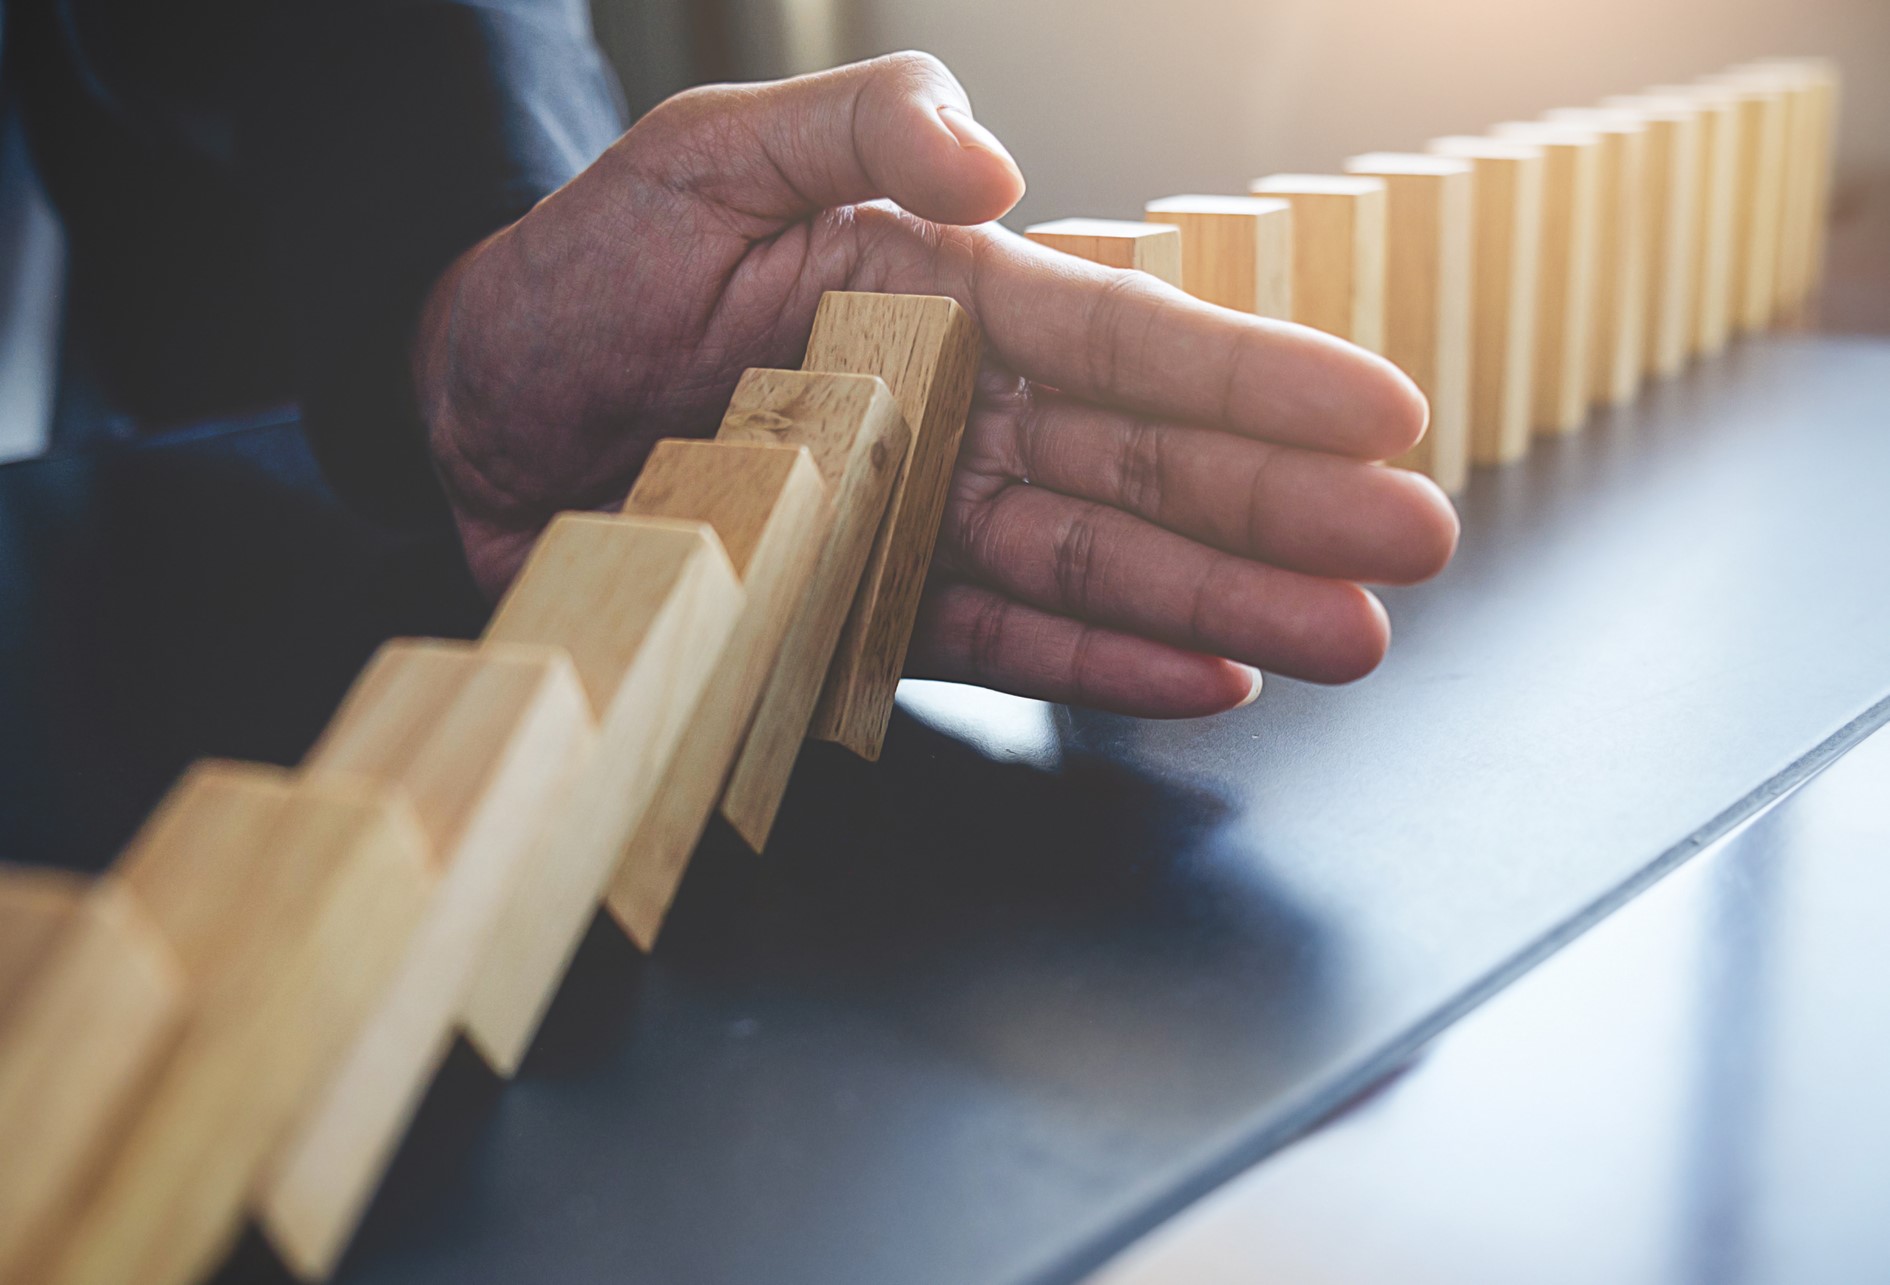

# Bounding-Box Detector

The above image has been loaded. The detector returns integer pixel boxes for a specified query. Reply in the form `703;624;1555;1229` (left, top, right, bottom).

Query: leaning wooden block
800;292;980;762
1143;194;1294;318
1542;107;1649;408
718;371;909;851
464;514;742;1071
603;437;827;947
1;871;182;1285
1025;218;1183;287
44;764;431;1285
1428;137;1545;467
1342;153;1472;493
1602;95;1702;378
255;641;595;1279
1493;122;1603;436
1648;82;1742;356
1701;71;1789;334
1247;174;1387;353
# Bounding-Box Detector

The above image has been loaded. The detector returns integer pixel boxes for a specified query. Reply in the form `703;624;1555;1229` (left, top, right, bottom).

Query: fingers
945;483;1391;684
989;391;1460;585
909;580;1263;718
629;51;1024;229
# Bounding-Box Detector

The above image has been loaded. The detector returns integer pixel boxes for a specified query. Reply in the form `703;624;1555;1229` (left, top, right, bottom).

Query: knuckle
1113;418;1166;517
1050;510;1101;615
965;590;1011;687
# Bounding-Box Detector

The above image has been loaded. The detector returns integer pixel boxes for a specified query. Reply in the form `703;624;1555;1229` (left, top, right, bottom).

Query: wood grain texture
1143;195;1293;318
1602;95;1702;378
44;764;431;1285
1705;72;1789;334
0;874;181;1285
466;515;742;1072
1730;59;1837;323
1542;108;1649;407
801;293;980;761
1647;83;1742;356
604;438;828;947
1025;218;1184;287
256;641;595;1279
1342;153;1472;492
1248;174;1387;353
1428;137;1545;467
717;370;910;850
1493;123;1603;435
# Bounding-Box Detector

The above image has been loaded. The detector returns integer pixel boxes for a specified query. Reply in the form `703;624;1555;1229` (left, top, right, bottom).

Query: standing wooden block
1143;195;1294;318
1729;59;1836;322
603;437;827;947
1798;61;1840;314
1704;72;1789;334
44;764;431;1285
1643;83;1742;356
465;515;742;1072
1342;153;1472;492
1;872;181;1285
1247;174;1387;352
1602;95;1702;378
1024;218;1183;287
1427;137;1545;467
715;372;911;852
1492;122;1603;435
256;641;595;1279
1542;107;1649;407
800;293;980;762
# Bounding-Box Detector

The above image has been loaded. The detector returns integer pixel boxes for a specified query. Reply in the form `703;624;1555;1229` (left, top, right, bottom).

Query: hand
412;52;1458;718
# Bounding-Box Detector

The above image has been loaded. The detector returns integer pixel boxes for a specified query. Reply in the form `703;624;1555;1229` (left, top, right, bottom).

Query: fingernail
1236;665;1264;708
938;105;1023;177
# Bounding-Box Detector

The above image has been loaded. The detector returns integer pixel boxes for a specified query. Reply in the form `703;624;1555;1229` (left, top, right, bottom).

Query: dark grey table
2;336;1886;1285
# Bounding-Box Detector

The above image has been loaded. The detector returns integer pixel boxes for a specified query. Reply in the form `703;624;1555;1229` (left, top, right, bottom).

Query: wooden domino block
44;764;431;1285
1247;174;1387;352
1602;94;1703;378
1143;195;1294;318
1427;137;1545;467
1492;122;1603;436
1542;107;1649;407
1341;153;1472;492
717;371;910;851
256;641;595;1278
800;293;980;762
1025;218;1184;287
464;515;742;1071
603;437;827;946
1702;70;1789;334
1645;83;1742;357
1728;59;1837;323
1;871;181;1285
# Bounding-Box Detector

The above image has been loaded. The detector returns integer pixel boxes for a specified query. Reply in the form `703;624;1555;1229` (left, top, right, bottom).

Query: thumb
630;51;1026;227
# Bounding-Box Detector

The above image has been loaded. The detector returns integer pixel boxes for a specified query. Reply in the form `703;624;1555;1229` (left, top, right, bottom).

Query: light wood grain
1601;95;1702;378
1248;174;1387;353
718;370;910;850
256;641;595;1279
1542;108;1649;408
604;437;827;947
1143;195;1293;319
800;293;980;761
1;873;181;1285
1427;137;1545;467
1703;72;1789;334
1025;218;1184;287
1493;123;1603;435
1645;83;1741;356
44;764;431;1285
465;515;743;1072
1728;59;1837;323
1342;153;1472;492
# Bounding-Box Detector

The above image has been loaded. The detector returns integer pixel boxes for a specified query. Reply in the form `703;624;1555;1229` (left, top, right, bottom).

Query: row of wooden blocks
0;293;982;1284
1028;57;1839;493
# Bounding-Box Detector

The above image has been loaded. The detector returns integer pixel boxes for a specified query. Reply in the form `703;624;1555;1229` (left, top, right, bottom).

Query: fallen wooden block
717;371;910;851
1647;82;1742;357
464;514;743;1072
255;641;595;1279
1701;70;1789;334
0;870;182;1285
1024;218;1184;287
1247;174;1388;353
43;764;431;1285
1492;122;1603;436
1143;194;1294;318
800;292;981;762
1427;136;1545;468
603;436;827;945
1602;94;1703;378
1541;107;1650;410
1342;153;1473;492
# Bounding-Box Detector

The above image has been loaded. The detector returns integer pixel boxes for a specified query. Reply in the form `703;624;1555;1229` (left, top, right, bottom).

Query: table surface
2;336;1887;1285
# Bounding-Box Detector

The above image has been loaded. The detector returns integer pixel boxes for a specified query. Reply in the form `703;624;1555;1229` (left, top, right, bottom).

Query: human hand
412;52;1457;718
